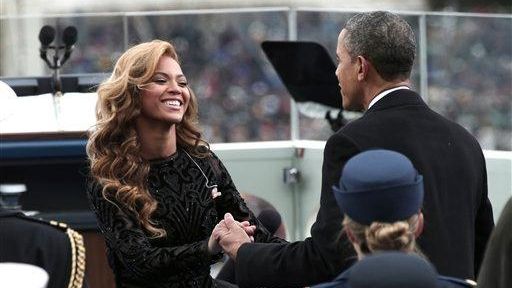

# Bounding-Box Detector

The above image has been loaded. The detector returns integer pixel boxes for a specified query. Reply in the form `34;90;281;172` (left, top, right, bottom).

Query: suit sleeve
473;155;494;276
234;133;360;288
87;182;217;281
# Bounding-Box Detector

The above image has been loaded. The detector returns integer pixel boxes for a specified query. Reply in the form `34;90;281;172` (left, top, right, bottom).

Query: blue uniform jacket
312;267;477;288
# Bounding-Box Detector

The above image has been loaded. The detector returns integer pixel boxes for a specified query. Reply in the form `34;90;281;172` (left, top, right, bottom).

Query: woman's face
137;55;190;126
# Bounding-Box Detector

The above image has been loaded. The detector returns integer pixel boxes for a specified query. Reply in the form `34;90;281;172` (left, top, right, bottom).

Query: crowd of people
427;15;511;151
63;12;292;143
54;10;510;150
296;12;511;150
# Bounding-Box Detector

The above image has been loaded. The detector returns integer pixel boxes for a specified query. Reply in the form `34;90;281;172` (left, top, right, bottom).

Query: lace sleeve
209;153;287;244
87;181;217;280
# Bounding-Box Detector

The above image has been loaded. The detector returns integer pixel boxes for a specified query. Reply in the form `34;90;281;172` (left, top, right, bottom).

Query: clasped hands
208;213;255;259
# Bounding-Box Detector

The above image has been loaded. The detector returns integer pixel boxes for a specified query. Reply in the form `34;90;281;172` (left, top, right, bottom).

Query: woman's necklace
182;150;221;198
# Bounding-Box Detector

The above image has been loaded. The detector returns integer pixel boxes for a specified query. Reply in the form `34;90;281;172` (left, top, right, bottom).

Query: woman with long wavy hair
87;40;284;288
312;150;476;288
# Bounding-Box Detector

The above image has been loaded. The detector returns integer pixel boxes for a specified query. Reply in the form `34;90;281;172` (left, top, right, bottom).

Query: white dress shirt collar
368;86;410;110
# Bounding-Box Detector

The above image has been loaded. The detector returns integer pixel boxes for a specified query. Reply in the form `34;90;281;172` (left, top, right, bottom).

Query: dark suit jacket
234;89;494;287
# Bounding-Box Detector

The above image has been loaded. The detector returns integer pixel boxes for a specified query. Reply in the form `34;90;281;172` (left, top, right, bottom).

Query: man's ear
356;55;369;81
414;212;424;238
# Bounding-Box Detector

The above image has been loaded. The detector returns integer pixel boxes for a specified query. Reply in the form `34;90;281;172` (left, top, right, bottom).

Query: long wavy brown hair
87;40;209;238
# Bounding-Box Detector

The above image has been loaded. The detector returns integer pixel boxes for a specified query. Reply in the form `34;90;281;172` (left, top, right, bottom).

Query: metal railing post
419;14;429;103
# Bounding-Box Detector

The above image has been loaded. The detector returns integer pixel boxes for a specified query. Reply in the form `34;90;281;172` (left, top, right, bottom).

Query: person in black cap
312;149;475;288
215;10;493;287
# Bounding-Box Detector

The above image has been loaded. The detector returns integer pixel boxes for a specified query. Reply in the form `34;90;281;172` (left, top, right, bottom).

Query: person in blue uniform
312;149;476;288
0;206;86;288
315;252;440;288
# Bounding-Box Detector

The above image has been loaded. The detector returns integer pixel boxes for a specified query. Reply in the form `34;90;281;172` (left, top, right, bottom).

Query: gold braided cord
66;227;86;288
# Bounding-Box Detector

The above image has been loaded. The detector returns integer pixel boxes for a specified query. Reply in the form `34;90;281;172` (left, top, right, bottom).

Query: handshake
208;213;256;260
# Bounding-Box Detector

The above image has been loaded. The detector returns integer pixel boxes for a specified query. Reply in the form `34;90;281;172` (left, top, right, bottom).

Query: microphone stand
52;53;64;131
52;50;63;94
41;43;68;95
39;25;77;131
41;44;67;130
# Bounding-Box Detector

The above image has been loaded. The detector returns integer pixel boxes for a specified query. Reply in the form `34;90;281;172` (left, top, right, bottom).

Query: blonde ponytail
343;214;420;254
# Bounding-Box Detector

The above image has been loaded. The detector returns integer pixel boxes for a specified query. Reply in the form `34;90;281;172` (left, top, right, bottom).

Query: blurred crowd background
1;0;510;150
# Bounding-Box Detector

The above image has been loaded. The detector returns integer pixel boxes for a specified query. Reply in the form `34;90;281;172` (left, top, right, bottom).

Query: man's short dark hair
344;11;416;81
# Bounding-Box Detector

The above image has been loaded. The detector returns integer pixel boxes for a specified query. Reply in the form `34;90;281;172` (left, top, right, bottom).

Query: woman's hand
239;221;256;242
211;213;252;259
209;217;256;254
208;230;222;254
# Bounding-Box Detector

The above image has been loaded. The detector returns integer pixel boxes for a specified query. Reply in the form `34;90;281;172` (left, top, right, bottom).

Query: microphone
61;26;78;65
38;25;55;60
62;26;77;47
36;25;78;94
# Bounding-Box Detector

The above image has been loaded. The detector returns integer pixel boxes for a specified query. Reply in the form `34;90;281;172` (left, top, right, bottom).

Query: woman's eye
179;82;188;87
153;79;167;84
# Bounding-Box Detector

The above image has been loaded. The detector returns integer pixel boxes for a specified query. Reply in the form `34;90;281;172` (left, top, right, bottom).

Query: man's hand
212;213;252;259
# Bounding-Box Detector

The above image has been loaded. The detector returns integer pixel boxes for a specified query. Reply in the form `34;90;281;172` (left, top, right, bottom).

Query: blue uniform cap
333;149;424;225
348;252;439;288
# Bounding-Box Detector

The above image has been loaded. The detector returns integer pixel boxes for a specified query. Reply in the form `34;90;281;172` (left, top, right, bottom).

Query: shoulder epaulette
49;221;86;288
48;220;69;230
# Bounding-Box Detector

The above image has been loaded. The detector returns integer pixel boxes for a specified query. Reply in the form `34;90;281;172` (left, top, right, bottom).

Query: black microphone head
38;25;55;46
62;26;78;47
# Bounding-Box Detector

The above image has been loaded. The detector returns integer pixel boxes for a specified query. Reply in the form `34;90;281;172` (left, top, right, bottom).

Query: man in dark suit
215;11;494;287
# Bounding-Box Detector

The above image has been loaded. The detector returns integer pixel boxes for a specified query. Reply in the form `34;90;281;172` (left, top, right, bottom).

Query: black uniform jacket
0;208;86;288
234;89;494;287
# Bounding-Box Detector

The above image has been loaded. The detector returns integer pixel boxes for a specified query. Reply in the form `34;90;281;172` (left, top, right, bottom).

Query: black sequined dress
88;149;284;288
